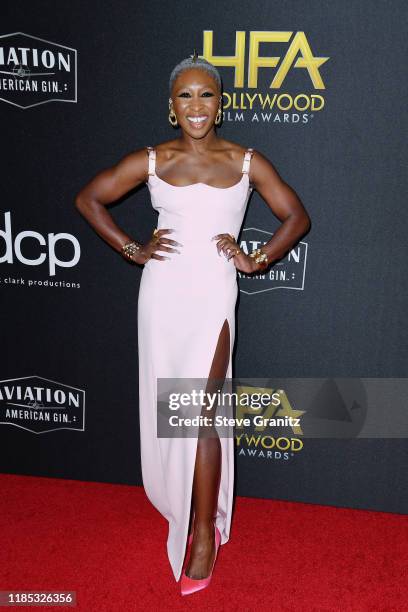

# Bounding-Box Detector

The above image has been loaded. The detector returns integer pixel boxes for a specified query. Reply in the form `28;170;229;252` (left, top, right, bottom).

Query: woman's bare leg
185;319;230;579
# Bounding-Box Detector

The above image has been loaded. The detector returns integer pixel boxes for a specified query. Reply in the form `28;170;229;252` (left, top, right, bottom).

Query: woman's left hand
211;233;269;274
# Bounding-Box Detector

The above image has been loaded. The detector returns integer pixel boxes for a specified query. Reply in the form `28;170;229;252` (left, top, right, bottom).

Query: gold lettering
201;30;329;89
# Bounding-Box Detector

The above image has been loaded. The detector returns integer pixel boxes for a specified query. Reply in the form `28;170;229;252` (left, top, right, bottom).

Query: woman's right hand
133;228;183;264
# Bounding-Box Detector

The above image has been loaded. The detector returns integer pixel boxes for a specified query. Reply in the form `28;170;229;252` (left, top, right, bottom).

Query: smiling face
169;68;221;136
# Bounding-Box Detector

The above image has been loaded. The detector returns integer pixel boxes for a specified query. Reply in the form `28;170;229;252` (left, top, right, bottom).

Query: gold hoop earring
215;106;222;126
168;101;178;127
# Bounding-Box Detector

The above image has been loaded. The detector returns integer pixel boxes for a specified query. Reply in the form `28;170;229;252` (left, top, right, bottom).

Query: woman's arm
74;148;148;260
249;149;311;266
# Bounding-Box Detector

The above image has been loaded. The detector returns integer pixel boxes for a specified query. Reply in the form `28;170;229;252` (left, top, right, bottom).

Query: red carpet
1;473;407;611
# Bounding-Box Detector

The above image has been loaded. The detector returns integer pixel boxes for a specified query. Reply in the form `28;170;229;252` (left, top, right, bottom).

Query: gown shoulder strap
146;146;156;176
241;148;254;174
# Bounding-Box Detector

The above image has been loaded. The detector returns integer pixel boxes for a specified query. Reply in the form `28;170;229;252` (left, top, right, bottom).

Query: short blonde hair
169;56;222;95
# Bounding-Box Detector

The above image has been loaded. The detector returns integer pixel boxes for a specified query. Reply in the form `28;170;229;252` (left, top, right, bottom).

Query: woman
75;52;311;596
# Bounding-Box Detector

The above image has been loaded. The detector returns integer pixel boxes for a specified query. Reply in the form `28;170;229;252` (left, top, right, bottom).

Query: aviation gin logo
0;376;85;433
238;227;308;295
0;32;77;108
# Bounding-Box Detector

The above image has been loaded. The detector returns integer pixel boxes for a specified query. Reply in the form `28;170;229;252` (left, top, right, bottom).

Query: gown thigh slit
192;316;230;504
203;317;231;401
137;144;254;581
208;318;230;382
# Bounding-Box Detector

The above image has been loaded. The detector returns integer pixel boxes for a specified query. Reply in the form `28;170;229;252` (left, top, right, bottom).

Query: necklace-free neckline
150;171;248;191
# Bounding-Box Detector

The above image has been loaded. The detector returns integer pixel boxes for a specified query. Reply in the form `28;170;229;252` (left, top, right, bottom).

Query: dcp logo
0;211;80;276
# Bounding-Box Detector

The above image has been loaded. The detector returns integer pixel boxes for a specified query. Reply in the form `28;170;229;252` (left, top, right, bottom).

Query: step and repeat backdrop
1;1;407;514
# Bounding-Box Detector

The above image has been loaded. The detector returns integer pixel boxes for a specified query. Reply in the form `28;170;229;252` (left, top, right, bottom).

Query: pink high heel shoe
181;524;221;596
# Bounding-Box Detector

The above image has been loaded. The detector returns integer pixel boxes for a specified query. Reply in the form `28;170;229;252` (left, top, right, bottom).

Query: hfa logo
201;30;329;89
199;31;329;120
0;32;77;108
234;379;368;460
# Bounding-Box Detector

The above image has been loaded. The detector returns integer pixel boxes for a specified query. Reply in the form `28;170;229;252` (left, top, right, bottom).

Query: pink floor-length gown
137;145;254;581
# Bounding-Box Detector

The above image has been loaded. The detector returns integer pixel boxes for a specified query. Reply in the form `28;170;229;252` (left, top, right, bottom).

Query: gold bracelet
249;248;268;264
121;239;142;261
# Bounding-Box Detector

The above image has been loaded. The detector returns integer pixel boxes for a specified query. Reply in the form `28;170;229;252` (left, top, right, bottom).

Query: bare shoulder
246;147;286;190
75;146;152;205
152;139;182;160
227;142;275;169
212;137;248;161
114;143;177;183
108;146;153;185
216;139;271;177
244;147;280;182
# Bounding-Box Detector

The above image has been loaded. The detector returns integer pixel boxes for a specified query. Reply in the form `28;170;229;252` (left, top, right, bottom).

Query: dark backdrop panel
1;0;407;514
